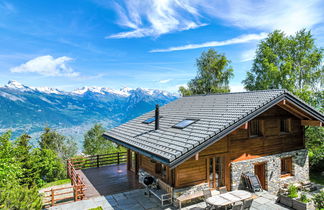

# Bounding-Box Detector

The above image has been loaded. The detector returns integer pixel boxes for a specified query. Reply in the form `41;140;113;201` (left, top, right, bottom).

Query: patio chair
203;190;213;210
230;201;243;210
242;198;253;210
219;187;227;194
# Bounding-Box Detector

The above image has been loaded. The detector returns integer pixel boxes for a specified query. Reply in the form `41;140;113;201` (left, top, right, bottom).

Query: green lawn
41;179;71;189
310;171;324;185
88;207;103;210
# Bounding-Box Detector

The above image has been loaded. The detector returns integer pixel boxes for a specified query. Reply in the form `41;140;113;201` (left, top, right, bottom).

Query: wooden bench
176;190;220;209
148;179;173;206
177;191;204;210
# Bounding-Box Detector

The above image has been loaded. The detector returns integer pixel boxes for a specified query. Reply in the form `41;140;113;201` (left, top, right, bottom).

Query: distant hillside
0;80;178;146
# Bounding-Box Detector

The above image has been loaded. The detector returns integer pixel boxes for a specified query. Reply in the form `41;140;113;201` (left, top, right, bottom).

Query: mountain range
0;80;178;146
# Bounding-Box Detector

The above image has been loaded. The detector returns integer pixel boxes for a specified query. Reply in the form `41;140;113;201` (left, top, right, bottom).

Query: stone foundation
231;149;309;194
173;183;209;199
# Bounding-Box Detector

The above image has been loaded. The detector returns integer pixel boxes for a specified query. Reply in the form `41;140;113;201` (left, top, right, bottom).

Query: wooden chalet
103;90;323;198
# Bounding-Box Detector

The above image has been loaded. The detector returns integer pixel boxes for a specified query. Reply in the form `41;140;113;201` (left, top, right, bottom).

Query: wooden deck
77;163;143;198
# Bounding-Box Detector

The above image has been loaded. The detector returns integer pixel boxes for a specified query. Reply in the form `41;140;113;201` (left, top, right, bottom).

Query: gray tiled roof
103;89;323;167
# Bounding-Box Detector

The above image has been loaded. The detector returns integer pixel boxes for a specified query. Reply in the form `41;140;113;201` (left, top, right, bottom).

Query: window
249;120;260;137
142;116;162;124
208;156;225;189
280;119;290;133
155;163;167;178
172;119;198;129
281;157;293;177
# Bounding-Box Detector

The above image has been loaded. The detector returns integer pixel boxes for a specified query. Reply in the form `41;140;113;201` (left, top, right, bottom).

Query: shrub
299;193;310;203
312;191;324;209
288;185;298;198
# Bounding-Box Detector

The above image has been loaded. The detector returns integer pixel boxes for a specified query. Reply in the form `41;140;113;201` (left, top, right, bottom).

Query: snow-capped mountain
4;80;33;91
34;87;64;95
0;81;178;143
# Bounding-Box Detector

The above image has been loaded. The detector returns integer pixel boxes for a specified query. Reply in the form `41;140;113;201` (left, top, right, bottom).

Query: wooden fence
43;152;127;207
43;160;86;207
69;152;127;170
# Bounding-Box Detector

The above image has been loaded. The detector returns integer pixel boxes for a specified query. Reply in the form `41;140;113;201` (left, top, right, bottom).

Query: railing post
51;188;54;206
73;186;77;201
117;152;120;165
97;155;99;167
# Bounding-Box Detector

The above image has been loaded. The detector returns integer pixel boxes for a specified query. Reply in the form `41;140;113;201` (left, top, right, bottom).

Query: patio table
206;190;252;210
230;190;252;200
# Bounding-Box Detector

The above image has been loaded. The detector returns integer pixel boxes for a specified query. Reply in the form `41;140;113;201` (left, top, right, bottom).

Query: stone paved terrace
49;189;292;210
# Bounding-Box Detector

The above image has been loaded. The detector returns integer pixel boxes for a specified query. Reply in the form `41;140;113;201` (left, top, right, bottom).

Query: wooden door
254;163;266;190
207;156;225;189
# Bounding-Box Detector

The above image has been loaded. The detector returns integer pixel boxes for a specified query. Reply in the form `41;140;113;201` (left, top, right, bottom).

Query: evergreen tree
39;127;77;160
83;124;123;155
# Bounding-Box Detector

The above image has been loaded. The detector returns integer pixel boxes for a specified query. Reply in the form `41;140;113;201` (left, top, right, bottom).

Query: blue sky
0;0;323;92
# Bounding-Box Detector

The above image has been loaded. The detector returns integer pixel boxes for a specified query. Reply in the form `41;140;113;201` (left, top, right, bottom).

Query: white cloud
159;79;171;84
106;0;206;38
200;0;324;35
151;33;267;52
107;0;323;38
230;85;246;92
163;83;187;93
240;49;256;62
10;55;80;77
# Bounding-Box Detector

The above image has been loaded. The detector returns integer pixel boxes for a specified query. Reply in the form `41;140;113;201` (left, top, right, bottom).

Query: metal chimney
155;104;159;130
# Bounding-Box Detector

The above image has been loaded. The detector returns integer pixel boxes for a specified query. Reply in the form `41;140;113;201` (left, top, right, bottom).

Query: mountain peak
4;80;31;91
72;86;104;95
34;87;63;94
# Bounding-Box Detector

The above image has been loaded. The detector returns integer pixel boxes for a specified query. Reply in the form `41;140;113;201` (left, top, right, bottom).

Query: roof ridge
183;89;287;97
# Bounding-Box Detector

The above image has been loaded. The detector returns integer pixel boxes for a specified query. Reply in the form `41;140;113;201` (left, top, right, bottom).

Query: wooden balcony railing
44;152;127;207
69;152;127;170
43;152;127;207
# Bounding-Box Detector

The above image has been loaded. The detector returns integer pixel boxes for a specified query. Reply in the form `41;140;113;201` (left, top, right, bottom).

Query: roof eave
102;133;171;166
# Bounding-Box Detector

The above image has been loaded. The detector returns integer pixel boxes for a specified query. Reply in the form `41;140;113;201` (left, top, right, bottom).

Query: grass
310;171;324;185
41;179;71;189
88;207;103;210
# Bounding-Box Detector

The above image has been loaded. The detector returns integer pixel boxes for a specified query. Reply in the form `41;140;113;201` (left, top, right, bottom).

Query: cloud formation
159;79;171;84
202;0;324;35
151;33;267;52
106;0;206;38
10;55;79;77
107;0;324;38
240;49;256;62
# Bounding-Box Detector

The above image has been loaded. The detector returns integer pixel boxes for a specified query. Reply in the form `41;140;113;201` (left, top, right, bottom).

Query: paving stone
137;198;159;209
118;203;144;210
261;193;279;201
116;198;138;206
92;196;106;203
254;196;271;204
113;192;127;200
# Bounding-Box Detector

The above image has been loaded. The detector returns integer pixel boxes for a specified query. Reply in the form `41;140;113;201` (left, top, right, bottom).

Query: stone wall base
231;149;309;194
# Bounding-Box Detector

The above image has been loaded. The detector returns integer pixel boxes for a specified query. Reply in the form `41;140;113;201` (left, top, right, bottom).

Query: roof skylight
172;119;198;129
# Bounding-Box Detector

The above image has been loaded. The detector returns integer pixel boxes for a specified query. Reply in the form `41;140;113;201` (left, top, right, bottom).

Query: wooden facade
129;104;309;190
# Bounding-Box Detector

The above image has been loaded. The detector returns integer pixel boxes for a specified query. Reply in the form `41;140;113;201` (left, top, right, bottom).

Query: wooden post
97;155;99;168
117;152;120;165
195;153;199;160
51;188;55;206
73;186;77;201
